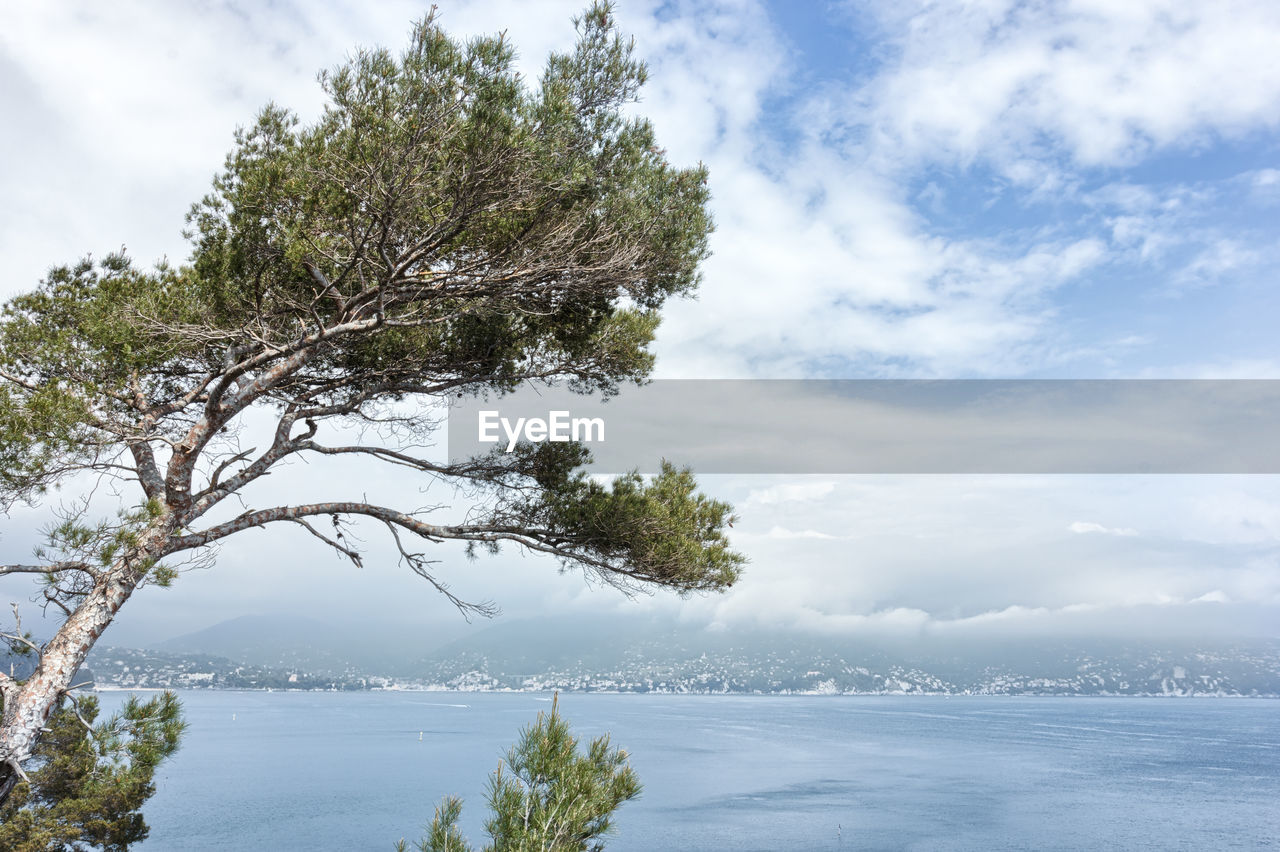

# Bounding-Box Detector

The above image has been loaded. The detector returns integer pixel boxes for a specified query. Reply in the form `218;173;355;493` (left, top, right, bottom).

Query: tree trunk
0;521;171;806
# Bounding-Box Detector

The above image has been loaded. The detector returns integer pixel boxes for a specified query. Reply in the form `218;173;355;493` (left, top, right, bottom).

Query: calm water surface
96;691;1278;851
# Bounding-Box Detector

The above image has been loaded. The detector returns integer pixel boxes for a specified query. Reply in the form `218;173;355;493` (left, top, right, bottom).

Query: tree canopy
0;692;184;851
398;695;639;852
0;2;741;806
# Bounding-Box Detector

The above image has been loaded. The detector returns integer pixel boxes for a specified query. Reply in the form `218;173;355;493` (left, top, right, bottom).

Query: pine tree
0;1;741;801
0;692;184;851
398;695;640;852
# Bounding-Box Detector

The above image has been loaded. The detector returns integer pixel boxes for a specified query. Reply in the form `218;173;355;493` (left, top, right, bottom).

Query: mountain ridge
95;612;1280;696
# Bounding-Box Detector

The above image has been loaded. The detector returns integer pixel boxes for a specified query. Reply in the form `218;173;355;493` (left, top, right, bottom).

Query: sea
93;690;1278;851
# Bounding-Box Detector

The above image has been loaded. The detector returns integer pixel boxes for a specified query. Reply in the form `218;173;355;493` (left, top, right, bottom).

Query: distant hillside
88;646;364;691
408;612;689;676
408;616;1280;696
90;611;1280;696
156;613;453;677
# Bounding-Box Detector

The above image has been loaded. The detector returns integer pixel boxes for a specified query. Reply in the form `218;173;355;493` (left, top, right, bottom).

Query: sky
1;0;1278;649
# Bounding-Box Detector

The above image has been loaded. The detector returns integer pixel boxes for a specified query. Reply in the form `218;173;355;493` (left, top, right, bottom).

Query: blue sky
1;0;1278;645
648;0;1280;379
4;0;1278;380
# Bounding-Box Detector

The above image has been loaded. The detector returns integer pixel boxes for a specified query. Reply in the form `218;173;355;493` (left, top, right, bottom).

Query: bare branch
381;521;497;620
40;589;74;619
288;517;364;567
0;562;94;578
1;604;42;657
207;447;256;490
65;695;95;735
161;499;664;593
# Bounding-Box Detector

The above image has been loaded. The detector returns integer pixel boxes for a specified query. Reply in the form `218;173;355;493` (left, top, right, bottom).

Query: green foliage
27;503;177;606
179;0;710;397
0;0;715;499
0;692;184;851
549;461;743;591
398;695;640;852
489;452;743;592
0;255;216;506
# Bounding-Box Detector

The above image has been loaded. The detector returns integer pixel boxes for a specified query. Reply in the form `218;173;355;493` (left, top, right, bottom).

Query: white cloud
761;526;842;541
656;142;1115;375
658;0;1280;378
649;1;1280;376
847;0;1280;174
0;0;590;298
745;481;837;505
8;0;1273;382
1069;521;1139;536
637;474;1280;640
1185;490;1280;543
1172;238;1260;290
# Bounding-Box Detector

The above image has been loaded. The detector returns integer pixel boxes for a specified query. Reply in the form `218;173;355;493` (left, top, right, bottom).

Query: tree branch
287;517;364;567
0;563;90;577
160;499;662;591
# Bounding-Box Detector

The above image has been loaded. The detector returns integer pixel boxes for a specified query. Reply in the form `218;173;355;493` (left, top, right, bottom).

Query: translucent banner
447;380;1280;473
